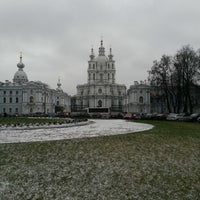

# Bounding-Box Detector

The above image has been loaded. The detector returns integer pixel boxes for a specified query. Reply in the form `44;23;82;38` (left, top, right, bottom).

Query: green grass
0;117;70;126
0;120;200;199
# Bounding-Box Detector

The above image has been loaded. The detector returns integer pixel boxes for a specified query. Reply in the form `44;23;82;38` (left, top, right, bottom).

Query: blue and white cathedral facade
74;40;127;116
0;54;71;116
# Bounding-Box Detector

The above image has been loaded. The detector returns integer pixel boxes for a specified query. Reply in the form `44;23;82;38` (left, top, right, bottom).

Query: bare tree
148;55;174;113
174;45;199;113
148;45;200;114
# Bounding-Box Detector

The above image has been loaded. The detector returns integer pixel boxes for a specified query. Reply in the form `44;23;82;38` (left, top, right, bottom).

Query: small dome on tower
13;52;28;84
56;78;63;92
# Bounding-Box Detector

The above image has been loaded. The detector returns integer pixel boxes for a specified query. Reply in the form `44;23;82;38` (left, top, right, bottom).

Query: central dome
13;70;28;84
95;55;108;65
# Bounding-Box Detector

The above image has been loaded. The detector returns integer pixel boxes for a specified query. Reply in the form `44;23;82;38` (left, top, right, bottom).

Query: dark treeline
148;45;200;114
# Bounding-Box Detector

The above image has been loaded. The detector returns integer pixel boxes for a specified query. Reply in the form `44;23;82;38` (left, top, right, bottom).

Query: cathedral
74;40;127;116
0;53;71;116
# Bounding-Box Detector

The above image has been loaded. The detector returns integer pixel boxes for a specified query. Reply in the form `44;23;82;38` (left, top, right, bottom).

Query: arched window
100;74;103;82
30;96;34;103
98;100;102;107
139;96;143;103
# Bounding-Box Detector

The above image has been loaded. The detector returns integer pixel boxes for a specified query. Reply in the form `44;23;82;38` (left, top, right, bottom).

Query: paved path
0;119;153;143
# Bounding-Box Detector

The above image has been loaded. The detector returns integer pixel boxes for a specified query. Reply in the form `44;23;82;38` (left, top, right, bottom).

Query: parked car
178;113;200;122
144;113;153;120
133;113;142;120
155;113;167;120
176;113;190;121
123;113;134;120
166;113;179;121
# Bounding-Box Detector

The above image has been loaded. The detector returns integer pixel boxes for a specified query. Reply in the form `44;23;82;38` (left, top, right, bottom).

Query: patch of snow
0;120;153;144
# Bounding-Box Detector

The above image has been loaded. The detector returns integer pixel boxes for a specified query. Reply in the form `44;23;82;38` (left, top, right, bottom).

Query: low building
127;81;151;114
0;54;71;116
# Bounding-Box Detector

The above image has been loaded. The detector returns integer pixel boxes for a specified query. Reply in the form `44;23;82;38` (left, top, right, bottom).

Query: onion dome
56;78;63;92
95;40;108;65
13;52;28;84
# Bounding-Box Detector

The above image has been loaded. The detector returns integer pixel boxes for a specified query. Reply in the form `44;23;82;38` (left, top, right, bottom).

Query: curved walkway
0;119;153;144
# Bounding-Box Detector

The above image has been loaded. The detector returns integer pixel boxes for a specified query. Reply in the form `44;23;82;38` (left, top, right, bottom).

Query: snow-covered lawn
0;121;199;199
0;119;153;143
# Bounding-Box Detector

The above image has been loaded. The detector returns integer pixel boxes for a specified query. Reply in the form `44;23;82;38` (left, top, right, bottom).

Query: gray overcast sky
0;0;200;95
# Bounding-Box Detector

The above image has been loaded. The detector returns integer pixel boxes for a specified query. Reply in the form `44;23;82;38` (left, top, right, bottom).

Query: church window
100;74;103;82
98;100;102;107
139;96;143;103
81;100;83;108
3;97;6;103
10;97;12;103
16;97;18;103
30;96;34;103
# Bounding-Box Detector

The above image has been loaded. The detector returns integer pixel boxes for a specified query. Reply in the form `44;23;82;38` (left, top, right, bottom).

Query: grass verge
0;120;200;199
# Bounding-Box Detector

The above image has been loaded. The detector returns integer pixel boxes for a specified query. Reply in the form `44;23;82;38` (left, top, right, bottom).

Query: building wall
127;81;151;114
0;81;71;116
